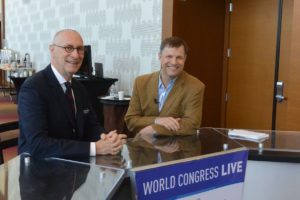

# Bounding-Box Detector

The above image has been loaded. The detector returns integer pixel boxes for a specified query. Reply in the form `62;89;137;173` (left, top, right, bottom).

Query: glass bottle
109;84;117;98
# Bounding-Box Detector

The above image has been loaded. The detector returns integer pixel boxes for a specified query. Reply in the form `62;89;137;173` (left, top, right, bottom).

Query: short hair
159;36;189;55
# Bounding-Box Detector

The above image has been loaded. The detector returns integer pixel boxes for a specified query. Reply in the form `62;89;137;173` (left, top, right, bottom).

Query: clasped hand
96;130;127;155
155;117;181;131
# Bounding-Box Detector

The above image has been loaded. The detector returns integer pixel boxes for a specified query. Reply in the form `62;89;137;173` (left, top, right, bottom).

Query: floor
3;146;18;162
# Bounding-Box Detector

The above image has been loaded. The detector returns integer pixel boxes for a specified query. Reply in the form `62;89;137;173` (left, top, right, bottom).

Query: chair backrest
0;121;19;164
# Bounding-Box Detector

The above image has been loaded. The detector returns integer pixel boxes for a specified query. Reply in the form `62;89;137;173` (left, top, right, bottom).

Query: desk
1;66;35;98
0;68;14;96
216;129;300;200
99;97;131;136
0;154;125;200
214;128;300;162
103;128;300;199
76;77;118;125
72;128;248;199
0;128;248;200
8;128;300;199
9;76;27;102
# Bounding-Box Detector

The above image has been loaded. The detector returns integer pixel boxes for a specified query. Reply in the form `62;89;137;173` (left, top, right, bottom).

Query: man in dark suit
18;29;126;158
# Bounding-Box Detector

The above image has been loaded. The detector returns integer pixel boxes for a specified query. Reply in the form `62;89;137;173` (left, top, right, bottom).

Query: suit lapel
59;89;76;125
72;79;82;116
44;65;76;127
72;79;86;138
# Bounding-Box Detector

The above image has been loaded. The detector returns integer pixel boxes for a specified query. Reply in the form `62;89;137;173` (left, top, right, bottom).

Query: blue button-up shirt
158;76;176;112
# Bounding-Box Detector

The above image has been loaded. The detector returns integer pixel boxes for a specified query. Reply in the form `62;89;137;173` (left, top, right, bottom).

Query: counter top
213;128;300;163
2;128;299;199
0;154;125;200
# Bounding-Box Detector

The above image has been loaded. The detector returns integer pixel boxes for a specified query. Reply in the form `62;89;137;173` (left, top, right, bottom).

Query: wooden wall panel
172;0;226;127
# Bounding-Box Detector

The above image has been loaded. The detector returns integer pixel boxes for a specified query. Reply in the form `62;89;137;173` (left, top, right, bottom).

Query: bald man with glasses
18;29;126;159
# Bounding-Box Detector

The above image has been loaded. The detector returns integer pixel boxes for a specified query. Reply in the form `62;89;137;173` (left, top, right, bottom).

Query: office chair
0;121;19;164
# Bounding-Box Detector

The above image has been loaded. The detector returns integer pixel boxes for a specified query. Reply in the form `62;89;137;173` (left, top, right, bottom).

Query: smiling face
49;30;84;81
159;45;187;82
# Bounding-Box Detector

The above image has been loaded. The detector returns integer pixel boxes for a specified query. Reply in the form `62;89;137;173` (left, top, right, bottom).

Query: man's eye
65;46;74;52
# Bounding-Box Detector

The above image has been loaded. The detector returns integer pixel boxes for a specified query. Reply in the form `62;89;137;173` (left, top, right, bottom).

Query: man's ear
49;45;55;58
49;45;54;52
158;53;162;60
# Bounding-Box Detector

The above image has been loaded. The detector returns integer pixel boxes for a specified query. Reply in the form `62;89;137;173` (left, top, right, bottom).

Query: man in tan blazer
125;37;205;136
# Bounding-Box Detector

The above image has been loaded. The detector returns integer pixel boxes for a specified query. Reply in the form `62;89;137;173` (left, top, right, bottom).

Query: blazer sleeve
125;77;158;134
153;82;205;135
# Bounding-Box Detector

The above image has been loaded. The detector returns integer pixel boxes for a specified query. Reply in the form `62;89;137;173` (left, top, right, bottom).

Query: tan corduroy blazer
125;70;205;136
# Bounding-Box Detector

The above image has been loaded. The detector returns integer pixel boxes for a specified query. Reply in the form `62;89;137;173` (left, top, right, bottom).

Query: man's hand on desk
96;130;127;155
136;126;179;153
137;125;156;136
154;117;181;131
95;155;126;168
155;140;179;153
134;126;156;143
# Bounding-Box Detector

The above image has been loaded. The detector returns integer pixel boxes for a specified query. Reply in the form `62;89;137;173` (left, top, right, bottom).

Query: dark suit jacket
18;65;105;158
125;71;205;135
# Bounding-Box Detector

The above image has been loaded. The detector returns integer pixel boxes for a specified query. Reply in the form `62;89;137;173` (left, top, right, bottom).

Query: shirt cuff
90;142;96;156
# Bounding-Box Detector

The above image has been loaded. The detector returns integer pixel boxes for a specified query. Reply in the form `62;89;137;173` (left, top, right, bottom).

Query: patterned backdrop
5;0;162;94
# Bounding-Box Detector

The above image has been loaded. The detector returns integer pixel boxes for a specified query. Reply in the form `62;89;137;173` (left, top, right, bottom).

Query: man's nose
170;57;176;64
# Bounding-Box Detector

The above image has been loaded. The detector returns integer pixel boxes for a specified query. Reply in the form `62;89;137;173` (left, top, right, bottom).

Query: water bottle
109;84;117;98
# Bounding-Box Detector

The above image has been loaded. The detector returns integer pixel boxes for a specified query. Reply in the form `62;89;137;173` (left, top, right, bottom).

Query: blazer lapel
149;72;160;113
72;80;82;117
44;65;76;127
160;72;186;114
59;90;76;126
72;79;85;137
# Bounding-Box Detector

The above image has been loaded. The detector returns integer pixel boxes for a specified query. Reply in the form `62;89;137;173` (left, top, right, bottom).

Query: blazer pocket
83;108;90;114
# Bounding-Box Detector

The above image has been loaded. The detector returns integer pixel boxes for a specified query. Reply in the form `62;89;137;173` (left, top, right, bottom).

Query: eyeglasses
52;44;85;55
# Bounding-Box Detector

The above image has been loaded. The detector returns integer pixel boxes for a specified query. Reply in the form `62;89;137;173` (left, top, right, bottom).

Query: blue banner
134;150;248;200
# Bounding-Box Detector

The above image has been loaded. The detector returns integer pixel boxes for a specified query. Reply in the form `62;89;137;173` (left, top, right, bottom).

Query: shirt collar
158;73;176;89
51;64;71;85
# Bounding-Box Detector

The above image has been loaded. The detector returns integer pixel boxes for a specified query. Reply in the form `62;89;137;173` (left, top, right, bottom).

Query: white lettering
237;161;243;172
222;161;243;176
170;176;176;189
178;174;184;187
153;180;159;193
177;166;219;187
143;181;154;195
142;176;177;196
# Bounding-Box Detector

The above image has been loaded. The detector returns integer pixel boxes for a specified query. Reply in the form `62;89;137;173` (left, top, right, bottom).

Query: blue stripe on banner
134;150;248;200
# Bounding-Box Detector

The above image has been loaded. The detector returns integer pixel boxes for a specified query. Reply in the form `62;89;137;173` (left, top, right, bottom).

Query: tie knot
64;81;72;89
